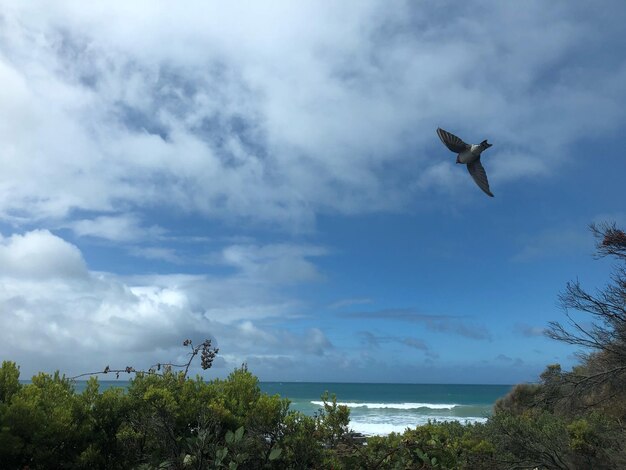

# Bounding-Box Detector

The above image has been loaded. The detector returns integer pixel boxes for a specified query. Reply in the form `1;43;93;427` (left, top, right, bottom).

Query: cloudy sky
1;1;625;384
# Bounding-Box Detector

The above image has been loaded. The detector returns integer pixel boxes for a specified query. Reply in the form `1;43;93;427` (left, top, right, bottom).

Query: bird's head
480;140;492;150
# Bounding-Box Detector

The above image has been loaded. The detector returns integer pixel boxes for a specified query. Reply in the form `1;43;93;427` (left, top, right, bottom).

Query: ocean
261;382;510;435
68;380;511;436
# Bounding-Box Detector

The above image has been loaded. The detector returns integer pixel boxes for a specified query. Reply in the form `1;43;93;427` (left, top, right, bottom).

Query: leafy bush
0;360;353;469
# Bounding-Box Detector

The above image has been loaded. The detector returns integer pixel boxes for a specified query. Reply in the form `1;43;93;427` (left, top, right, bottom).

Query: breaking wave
349;416;488;436
310;401;459;410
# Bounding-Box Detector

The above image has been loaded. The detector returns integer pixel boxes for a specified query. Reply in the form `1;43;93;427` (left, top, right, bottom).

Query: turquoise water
260;382;511;435
66;380;511;435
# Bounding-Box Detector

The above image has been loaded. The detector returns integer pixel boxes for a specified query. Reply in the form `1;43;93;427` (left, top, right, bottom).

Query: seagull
436;127;494;197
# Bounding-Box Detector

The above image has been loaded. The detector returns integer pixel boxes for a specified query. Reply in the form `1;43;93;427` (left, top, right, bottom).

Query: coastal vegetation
1;223;624;469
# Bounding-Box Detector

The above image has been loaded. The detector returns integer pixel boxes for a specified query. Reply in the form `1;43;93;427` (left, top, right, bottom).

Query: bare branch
70;338;219;381
544;222;626;402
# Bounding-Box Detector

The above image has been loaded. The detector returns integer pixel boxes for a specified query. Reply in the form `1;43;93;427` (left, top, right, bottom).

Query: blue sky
1;1;625;383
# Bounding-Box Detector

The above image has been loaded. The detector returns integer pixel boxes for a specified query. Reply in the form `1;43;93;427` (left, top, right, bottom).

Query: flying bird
436;128;494;197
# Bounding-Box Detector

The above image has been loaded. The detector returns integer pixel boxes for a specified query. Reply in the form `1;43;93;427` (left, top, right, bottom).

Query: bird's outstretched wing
467;158;494;197
436;128;469;153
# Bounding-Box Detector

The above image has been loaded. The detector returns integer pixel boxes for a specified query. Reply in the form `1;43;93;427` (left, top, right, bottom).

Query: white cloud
489;152;549;182
67;215;164;242
415;161;467;196
220;243;328;283
0;229;330;376
0;229;87;279
0;1;625;227
235;321;332;356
